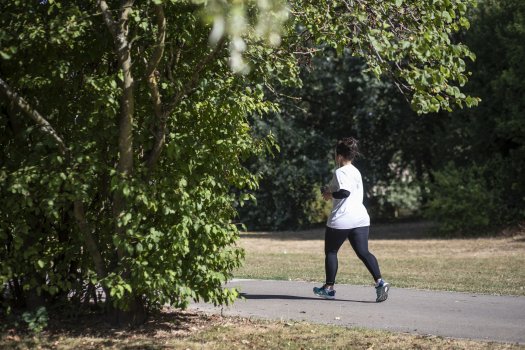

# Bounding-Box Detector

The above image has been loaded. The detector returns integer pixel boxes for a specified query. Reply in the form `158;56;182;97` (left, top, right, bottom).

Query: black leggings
324;226;381;285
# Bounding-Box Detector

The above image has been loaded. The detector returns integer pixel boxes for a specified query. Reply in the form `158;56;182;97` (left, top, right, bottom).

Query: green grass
186;320;523;350
236;230;525;296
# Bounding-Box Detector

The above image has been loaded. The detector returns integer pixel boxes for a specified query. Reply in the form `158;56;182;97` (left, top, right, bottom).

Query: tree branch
165;37;226;116
0;76;109;284
144;4;167;170
166;40;184;82
0;76;67;154
114;0;135;177
144;76;164;170
97;0;118;39
145;4;166;79
74;201;108;280
145;37;226;170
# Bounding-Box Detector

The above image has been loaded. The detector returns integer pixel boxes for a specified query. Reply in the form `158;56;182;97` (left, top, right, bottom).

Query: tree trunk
73;201;108;281
109;296;147;327
0;76;66;153
99;1;146;326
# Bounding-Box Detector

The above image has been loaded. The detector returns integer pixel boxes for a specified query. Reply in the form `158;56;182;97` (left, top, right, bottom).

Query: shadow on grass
240;221;438;241
239;293;376;304
0;309;214;345
0;308;229;349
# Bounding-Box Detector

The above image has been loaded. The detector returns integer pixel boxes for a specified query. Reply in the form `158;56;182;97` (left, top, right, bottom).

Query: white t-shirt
326;163;370;229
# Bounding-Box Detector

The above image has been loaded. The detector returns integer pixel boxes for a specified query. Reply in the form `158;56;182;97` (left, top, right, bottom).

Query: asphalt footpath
190;279;525;345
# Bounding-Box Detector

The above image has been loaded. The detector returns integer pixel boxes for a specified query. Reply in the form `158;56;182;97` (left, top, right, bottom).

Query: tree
424;0;525;234
1;0;478;325
288;0;479;113
0;0;283;325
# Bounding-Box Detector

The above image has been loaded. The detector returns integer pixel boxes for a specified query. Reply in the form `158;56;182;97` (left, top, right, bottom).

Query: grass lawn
2;222;524;349
1;309;523;349
236;222;525;296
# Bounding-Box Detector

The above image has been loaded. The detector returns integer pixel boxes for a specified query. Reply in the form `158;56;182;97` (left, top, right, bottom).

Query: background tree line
239;0;525;235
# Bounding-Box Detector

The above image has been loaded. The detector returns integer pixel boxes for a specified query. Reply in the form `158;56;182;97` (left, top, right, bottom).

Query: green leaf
442;10;452;23
0;51;12;60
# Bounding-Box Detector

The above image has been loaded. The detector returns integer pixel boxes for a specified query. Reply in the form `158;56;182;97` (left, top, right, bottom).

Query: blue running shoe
313;286;336;300
375;280;390;302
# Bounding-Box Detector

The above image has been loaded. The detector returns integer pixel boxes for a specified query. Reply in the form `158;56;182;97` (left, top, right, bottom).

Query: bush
424;163;503;235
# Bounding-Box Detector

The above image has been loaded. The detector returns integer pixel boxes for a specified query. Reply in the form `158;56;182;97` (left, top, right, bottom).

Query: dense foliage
239;0;481;229
424;0;525;234
0;0;284;325
241;0;525;235
239;54;430;229
1;0;479;326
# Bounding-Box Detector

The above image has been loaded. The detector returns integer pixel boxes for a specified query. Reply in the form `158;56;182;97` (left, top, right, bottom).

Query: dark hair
335;137;360;161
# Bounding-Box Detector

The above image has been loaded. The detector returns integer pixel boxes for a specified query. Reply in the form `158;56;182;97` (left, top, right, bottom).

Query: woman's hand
321;186;332;201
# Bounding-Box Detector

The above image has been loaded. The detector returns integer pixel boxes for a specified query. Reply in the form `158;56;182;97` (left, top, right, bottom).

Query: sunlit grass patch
186;320;524;350
236;230;525;296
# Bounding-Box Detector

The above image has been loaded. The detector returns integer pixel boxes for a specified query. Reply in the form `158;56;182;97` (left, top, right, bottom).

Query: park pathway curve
190;279;525;344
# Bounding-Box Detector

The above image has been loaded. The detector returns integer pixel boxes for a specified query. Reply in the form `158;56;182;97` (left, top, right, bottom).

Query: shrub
425;163;503;235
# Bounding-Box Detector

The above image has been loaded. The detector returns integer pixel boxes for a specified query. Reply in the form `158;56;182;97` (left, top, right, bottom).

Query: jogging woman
313;137;390;302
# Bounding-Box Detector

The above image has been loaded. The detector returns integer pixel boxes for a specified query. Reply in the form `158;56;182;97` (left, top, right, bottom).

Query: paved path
190;279;525;344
